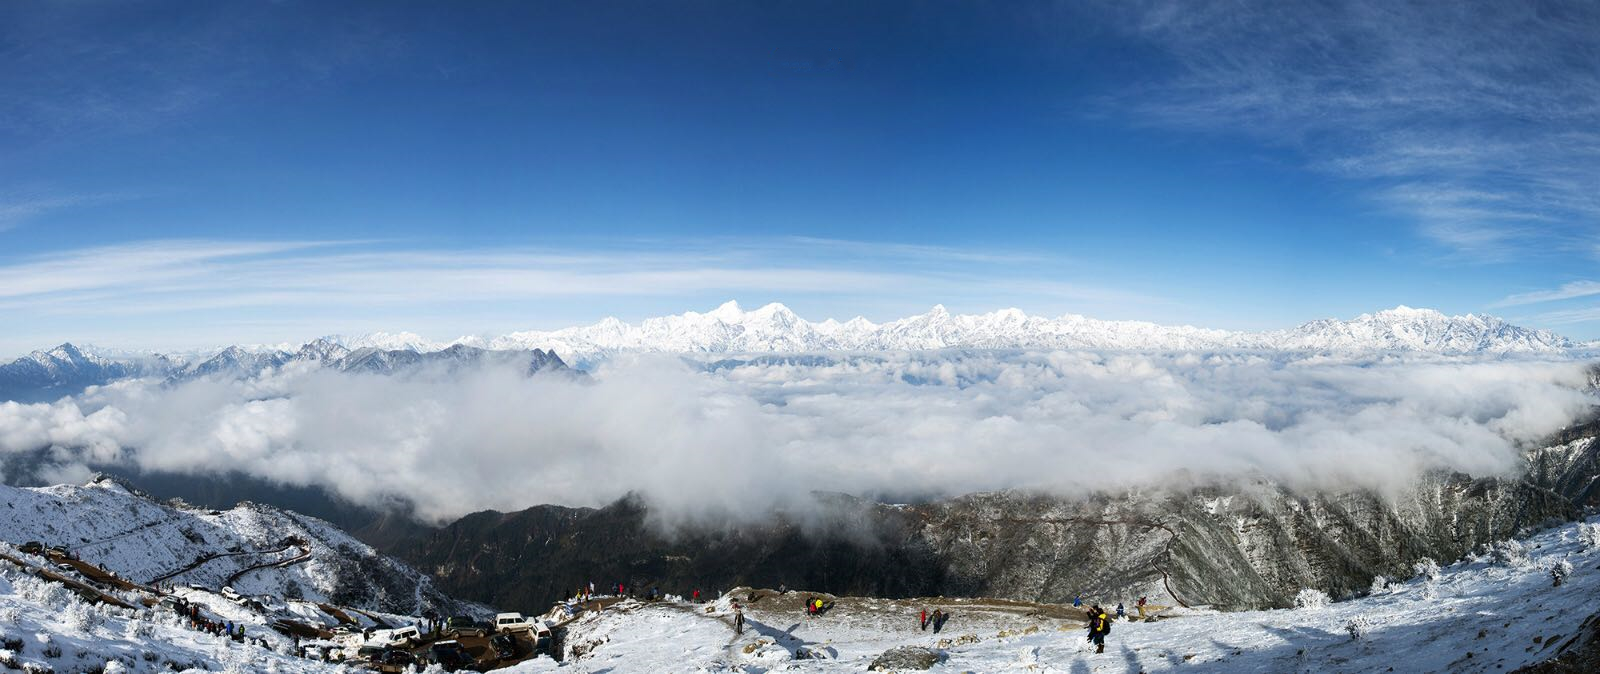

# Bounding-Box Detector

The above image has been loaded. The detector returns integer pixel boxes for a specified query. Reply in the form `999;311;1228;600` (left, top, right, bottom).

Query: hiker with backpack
1086;605;1111;654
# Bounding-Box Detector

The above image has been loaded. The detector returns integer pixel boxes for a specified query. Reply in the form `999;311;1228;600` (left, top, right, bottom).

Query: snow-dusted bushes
11;574;71;609
1489;539;1530;568
1344;615;1372;641
39;634;61;659
1551;559;1574;587
65;601;105;632
124;616;157;640
1294;588;1330;609
1367;575;1388;595
1413;557;1441;582
1579;523;1600;550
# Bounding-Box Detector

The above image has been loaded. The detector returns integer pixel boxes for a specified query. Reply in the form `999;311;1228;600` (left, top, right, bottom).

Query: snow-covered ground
0;559;341;674
545;515;1600;673
1;477;1593;673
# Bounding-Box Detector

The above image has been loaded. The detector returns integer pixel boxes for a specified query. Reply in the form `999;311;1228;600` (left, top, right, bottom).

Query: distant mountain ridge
458;302;1581;364
0;303;1583;401
0;341;571;402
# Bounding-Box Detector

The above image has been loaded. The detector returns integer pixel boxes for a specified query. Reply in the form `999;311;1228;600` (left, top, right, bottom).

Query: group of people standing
917;607;951;633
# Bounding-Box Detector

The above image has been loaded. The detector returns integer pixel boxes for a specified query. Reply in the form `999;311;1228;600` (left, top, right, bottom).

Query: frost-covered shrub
1345;615;1372;641
65;602;104;632
104;661;129;674
1552;559;1574;587
123;618;156;640
1489;540;1529;568
1413;557;1441;582
12;575;70;609
1579;523;1600;550
0;650;17;669
1294;588;1330;609
1368;575;1388;595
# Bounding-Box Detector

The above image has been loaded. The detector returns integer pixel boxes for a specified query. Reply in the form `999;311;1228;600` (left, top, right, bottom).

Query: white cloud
1099;0;1600;258
0;352;1590;525
1494;281;1600;308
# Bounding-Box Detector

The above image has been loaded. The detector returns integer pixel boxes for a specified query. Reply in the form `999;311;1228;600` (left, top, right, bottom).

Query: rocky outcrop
868;646;942;670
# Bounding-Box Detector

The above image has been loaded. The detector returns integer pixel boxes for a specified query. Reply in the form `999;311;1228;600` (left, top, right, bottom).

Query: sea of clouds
0;351;1594;523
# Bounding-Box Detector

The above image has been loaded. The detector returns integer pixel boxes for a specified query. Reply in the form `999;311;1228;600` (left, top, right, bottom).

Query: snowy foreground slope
0;490;1592;673
549;515;1600;673
0;478;467;616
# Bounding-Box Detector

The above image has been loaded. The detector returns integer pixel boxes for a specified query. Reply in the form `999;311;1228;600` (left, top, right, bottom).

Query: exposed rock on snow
868;645;943;670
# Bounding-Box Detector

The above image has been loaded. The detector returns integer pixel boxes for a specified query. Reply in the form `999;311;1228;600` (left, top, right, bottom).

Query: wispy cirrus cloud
1098;0;1600;259
0;191;127;232
1492;280;1600;308
0;238;1159;355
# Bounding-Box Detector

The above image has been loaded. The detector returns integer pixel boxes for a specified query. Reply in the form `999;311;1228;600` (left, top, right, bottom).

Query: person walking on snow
1086;605;1111;654
920;608;928;631
1116;602;1125;619
733;601;744;634
1073;595;1082;608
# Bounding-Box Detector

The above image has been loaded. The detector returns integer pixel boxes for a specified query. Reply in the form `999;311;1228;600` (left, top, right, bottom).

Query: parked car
443;616;488;638
371;648;415;668
494;612;534;633
489;633;518;660
19;541;44;555
427;640;474;671
55;563;80;576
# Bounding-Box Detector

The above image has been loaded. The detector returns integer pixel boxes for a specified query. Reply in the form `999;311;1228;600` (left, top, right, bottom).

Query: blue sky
2;0;1599;354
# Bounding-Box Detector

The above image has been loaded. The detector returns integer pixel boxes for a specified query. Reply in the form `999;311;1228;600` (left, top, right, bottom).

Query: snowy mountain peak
44;342;88;361
1376;305;1440;317
707;300;745;321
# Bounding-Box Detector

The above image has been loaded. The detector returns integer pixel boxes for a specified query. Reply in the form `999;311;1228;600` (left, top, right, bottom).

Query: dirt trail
148;545;291;585
222;544;310;587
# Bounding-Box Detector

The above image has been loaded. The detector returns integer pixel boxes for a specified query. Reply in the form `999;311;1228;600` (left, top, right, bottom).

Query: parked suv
427;640;474;671
443;616;488;638
494;612;533;633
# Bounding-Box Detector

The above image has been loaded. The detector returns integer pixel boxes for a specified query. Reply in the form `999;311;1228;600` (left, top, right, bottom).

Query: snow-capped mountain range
407;302;1581;364
0;303;1586;402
